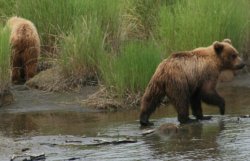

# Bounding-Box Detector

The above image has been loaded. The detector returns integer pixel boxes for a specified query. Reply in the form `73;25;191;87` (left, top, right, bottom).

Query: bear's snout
235;62;245;69
234;57;245;70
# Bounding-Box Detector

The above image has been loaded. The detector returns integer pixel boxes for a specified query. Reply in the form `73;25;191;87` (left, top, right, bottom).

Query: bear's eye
231;54;237;59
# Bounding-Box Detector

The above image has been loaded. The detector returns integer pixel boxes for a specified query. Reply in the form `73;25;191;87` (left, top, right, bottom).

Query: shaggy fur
7;16;40;84
140;39;245;126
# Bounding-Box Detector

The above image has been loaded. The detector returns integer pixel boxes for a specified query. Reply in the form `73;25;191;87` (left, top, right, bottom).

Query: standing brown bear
140;39;245;126
7;16;40;84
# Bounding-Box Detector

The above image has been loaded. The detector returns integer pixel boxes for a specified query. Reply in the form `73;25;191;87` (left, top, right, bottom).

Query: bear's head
213;39;245;70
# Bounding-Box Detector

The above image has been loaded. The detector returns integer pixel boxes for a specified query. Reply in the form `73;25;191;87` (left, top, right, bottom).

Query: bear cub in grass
140;39;245;126
7;16;40;84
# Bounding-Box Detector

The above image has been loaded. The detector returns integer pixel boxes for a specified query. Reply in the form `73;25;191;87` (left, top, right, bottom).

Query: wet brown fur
140;39;245;126
7;16;40;84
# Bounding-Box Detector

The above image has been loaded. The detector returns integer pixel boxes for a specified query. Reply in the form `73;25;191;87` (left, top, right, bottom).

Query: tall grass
0;0;16;22
158;0;250;54
59;17;105;84
120;0;160;40
0;25;10;92
14;0;80;50
102;41;161;94
12;0;124;52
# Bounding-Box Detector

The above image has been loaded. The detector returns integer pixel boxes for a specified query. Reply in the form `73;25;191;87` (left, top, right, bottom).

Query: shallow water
1;75;250;161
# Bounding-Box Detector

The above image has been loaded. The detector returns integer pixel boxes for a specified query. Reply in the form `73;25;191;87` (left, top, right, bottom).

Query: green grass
0;25;10;92
0;0;249;97
14;0;81;49
157;0;250;54
59;17;105;84
9;0;124;51
120;0;160;40
101;41;161;94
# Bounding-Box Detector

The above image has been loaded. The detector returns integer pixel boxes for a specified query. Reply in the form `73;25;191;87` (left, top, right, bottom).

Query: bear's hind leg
12;67;22;84
175;100;197;124
11;52;24;84
191;91;212;120
24;48;38;81
24;62;37;81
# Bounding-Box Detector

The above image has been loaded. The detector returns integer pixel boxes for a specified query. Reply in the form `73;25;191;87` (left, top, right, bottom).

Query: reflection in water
0;110;142;137
143;119;225;160
12;114;38;136
0;113;38;137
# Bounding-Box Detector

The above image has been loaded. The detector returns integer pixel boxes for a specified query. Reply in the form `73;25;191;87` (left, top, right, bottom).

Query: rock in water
157;123;179;135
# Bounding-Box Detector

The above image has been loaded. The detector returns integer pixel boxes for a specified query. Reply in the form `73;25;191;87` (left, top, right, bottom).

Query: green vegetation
102;41;161;94
0;0;249;100
12;0;123;50
59;17;105;85
0;25;10;92
158;0;250;53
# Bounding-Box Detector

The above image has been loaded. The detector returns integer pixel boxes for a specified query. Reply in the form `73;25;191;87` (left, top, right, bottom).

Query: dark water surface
1;75;250;161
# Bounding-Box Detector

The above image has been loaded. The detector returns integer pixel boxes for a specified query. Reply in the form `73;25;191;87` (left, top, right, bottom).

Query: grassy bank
0;25;10;92
0;0;249;104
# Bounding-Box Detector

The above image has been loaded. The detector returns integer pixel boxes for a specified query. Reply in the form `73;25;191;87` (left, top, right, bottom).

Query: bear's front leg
201;90;225;115
201;81;225;115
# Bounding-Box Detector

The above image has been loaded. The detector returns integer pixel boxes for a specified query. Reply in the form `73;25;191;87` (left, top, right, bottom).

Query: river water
1;75;250;161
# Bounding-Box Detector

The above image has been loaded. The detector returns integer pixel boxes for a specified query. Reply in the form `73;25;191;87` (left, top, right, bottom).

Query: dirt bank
3;84;99;113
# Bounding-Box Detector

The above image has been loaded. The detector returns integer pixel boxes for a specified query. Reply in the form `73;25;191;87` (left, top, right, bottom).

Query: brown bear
140;39;245;126
7;16;40;84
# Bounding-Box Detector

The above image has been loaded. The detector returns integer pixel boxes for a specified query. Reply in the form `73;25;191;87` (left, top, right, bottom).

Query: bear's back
8;17;40;50
160;48;220;90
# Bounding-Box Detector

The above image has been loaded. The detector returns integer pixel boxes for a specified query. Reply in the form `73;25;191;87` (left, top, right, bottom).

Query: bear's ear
223;38;232;45
213;41;224;54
